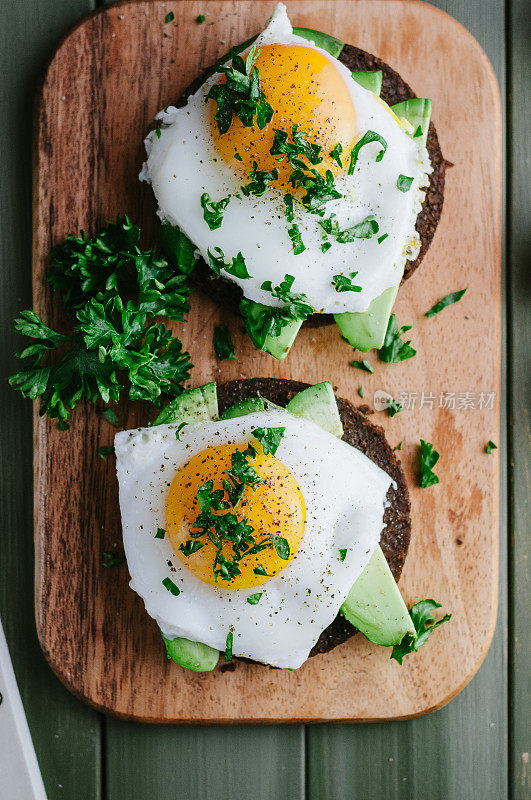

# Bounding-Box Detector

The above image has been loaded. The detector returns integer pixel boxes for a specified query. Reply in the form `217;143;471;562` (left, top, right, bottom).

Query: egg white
141;3;432;314
115;409;392;669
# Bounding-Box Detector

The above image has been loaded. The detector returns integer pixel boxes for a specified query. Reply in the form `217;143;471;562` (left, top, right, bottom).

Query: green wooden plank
0;2;102;800
105;723;305;799
507;0;531;797
307;0;509;797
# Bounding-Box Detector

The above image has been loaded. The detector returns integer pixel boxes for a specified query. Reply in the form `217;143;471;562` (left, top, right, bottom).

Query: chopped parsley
155;527;166;539
196;13;205;23
241;162;278;196
270;125;323;167
247;592;263;605
98;445;114;460
485;440;498;454
206;44;273;135
225;630;234;661
288;224;305;255
98;407;120;427
395;441;402;451
251;426;285;455
179;540;205;556
391;599;451;664
348;131;388;175
330;143;343;167
413;124;423;138
358;386;364;398
207;247;250;278
377;233;388;244
419;439;440;488
283;193;295;221
213;324;236;360
261;274;314;319
319;214;379;242
379;314;416;363
397;174;414;192
272;534;290;560
175;422;187;440
321;241;332;253
332;272;362;293
425;288;467;318
339;548;348;562
10;217;192;428
165;11;175;23
102;548;125;567
352;359;374;373
387;398;403;417
162;577;180;596
155;126;161;139
253;564;270;577
200;192;230;230
234;152;242;161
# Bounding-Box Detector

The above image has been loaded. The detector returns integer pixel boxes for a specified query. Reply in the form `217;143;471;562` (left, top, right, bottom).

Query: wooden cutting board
33;0;501;723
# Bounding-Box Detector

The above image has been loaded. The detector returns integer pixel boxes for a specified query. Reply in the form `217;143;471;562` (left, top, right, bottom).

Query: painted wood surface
1;0;525;797
32;0;501;724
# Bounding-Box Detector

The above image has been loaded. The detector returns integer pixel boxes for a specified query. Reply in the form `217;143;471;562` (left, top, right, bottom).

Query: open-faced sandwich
115;380;448;671
141;3;445;360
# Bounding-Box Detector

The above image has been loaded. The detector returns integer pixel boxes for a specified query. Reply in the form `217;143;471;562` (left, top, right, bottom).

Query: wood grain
33;0;501;723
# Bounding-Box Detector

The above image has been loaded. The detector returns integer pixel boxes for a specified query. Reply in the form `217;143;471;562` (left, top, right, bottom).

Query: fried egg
141;3;432;314
115;409;392;669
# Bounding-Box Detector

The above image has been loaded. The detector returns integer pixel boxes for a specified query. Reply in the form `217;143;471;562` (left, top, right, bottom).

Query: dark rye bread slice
217;378;411;659
180;41;446;327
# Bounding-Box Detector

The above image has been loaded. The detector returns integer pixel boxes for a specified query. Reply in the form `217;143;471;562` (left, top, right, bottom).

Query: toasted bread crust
216;378;411;659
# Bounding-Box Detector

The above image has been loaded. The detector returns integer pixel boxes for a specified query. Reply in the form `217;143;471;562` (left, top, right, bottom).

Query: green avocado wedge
334;284;399;352
340;546;415;646
391;98;432;146
286;381;343;437
220;397;266;419
239;298;304;361
351;70;383;96
153;382;219;425
292;27;344;58
162;634;219;672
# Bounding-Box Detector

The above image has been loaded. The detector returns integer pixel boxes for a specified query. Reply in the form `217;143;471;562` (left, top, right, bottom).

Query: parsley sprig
419;439;440;488
241;162;279;197
10;217;192;428
391;599;451;663
378;314;417;363
206;44;273;135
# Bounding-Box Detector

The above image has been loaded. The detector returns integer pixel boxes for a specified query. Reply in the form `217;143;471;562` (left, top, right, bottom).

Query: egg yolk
166;443;306;589
210;44;357;187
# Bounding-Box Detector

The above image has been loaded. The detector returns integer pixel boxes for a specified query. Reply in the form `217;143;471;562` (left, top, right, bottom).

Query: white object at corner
0;619;47;799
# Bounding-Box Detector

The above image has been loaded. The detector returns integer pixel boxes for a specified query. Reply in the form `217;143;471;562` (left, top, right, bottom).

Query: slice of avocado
220;397;266;420
286;381;343;438
340;546;414;646
153;383;219;425
351;70;383;96
334;284;399;352
159;224;198;275
240;298;303;361
162;634;219;672
292;27;344;58
391;98;432;146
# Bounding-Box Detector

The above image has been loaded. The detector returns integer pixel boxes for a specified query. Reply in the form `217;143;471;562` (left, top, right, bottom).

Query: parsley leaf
162;577;181;596
207;247;250;279
175;422;187;440
213;325;236;360
391;599;451;664
413;124;423;138
179;540;205;556
260;274;314;319
241;162;278;196
165;11;175;22
378;314;416;363
102;548;126;567
348;131;388;174
396;174;414;192
352;359;373;373
425;288;467;318
196;13;205;23
206;45;273;135
358;386;364;398
155;528;166;539
332;272;362;293
251;426;285;455
387;398;403;417
319;214;379;242
98;407;120;427
247;592;263;605
225;630;234;661
272;535;290;560
253;564;270;577
330;143;343;167
288;224;305;255
270;125;323;166
98;445;114;460
200;192;230;230
485;440;498;454
338;548;348;562
419;439;440;488
378;233;388;244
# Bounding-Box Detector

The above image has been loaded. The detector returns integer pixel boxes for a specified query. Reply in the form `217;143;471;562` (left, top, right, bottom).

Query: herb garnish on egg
241;162;279;196
348;130;388;174
206;44;273;135
396;174;414;192
319;214;379;242
332;272;362;293
260;274;314;319
207;247;251;278
200;192;230;229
